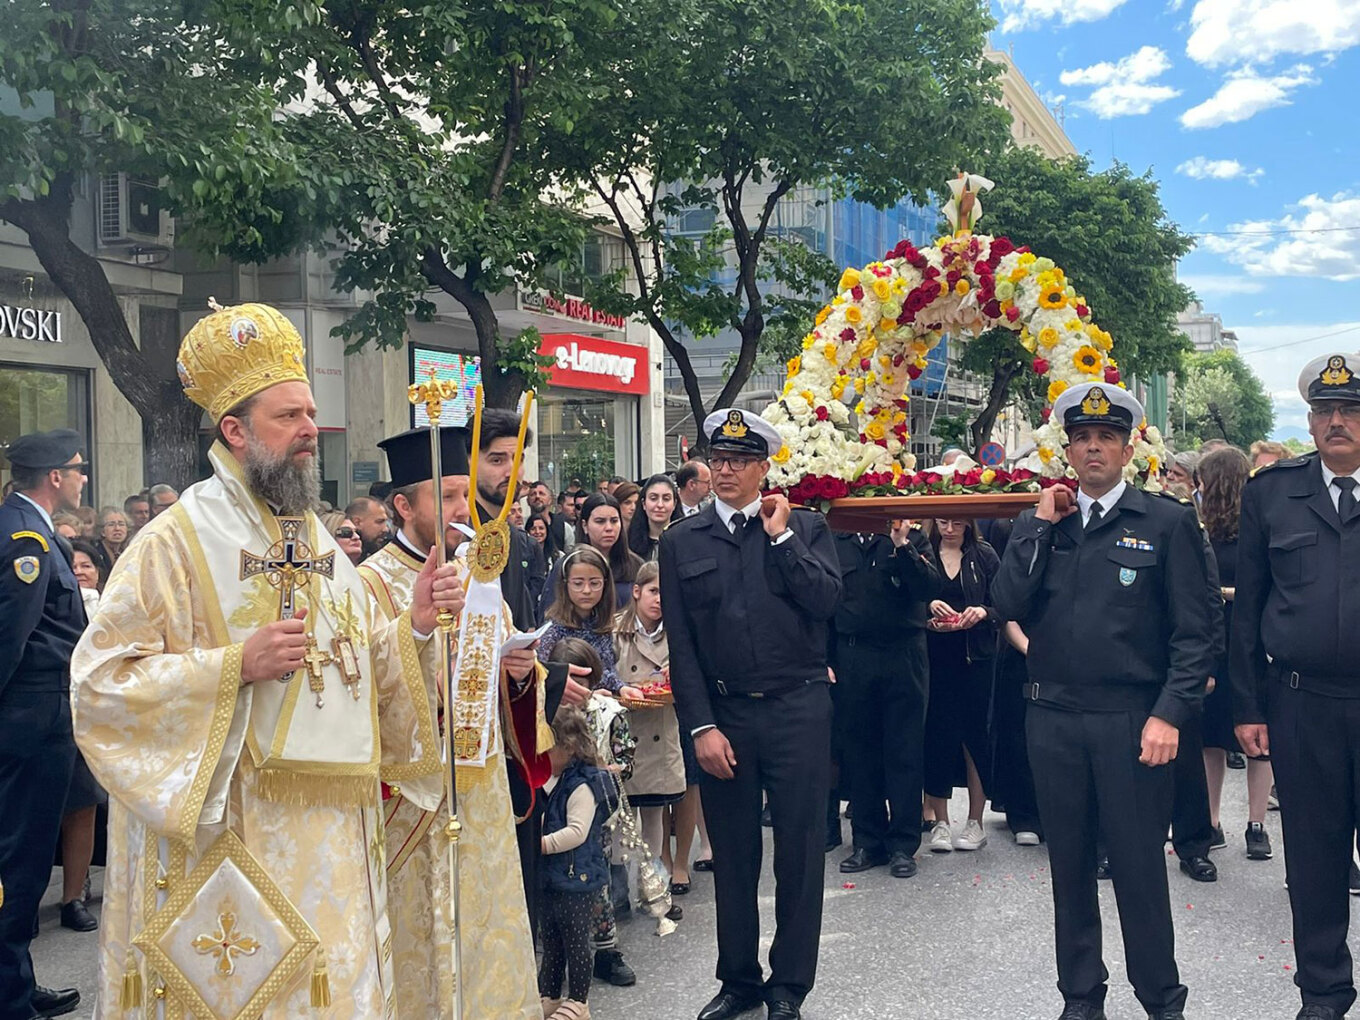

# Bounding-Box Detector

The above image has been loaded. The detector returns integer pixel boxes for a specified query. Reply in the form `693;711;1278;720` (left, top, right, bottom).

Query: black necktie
1086;501;1104;529
1334;477;1358;523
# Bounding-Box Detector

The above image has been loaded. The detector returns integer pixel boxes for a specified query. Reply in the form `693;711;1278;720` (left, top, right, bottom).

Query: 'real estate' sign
0;304;62;343
521;290;627;330
539;333;650;396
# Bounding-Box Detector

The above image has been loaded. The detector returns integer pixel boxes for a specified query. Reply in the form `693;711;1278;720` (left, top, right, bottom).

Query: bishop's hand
241;607;309;685
412;549;466;634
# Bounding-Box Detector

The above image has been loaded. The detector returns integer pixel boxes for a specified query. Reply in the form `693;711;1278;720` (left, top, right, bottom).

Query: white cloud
1180;65;1317;128
1059;47;1182;117
999;0;1128;32
1186;0;1360;68
1199;191;1360;280
1176;156;1264;180
1178;274;1267;295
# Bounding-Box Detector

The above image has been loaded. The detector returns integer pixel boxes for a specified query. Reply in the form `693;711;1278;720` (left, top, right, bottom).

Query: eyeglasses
710;455;761;471
568;578;605;592
1310;403;1360;421
334;527;357;539
54;463;89;476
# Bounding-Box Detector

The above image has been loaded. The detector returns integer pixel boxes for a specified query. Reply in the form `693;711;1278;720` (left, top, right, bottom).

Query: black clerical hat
378;426;471;486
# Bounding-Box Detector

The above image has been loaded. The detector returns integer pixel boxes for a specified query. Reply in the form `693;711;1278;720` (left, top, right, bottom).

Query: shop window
0;363;91;493
537;392;617;494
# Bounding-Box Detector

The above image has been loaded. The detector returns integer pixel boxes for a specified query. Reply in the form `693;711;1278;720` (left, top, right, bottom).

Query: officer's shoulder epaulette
1148;489;1194;506
790;504;820;514
1248;453;1312;480
8;529;50;553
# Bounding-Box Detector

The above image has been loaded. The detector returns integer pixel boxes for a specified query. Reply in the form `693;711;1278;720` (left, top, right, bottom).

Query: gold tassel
119;952;143;1008
311;948;332;1008
256;768;378;809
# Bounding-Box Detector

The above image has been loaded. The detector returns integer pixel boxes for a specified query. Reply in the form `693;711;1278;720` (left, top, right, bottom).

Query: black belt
713;677;825;699
1272;664;1360;699
1023;681;1158;712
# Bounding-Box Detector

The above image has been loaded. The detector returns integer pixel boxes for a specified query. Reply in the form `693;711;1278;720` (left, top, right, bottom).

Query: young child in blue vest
539;695;620;1020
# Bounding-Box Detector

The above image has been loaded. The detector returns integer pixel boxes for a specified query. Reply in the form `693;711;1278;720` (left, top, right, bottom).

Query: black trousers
1267;681;1360;1013
702;681;831;1006
1170;710;1214;860
510;765;545;938
990;647;1042;836
1027;704;1185;1015
0;693;76;1020
835;633;928;857
538;889;597;1003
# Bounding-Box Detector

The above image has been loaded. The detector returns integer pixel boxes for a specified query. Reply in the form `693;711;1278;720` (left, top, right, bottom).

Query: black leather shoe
768;1001;801;1020
824;832;843;853
1179;855;1218;882
671;880;691;896
1096;856;1111;880
697;991;764;1020
60;899;97;932
30;986;80;1017
889;851;918;878
1058;1004;1107;1020
593;949;636;987
693;858;714;872
839;848;888;873
1297;1005;1342;1019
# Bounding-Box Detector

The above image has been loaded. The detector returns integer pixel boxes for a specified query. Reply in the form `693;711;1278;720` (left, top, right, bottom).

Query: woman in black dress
921;518;1000;853
1199;446;1274;860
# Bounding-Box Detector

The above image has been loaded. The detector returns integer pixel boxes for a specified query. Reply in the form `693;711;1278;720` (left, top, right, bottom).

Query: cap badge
1080;386;1111;417
1320;355;1352;387
721;409;749;439
228;316;260;349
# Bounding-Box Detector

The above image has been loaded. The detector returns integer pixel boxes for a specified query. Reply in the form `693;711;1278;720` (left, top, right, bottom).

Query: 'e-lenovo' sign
0;304;62;344
539;333;650;396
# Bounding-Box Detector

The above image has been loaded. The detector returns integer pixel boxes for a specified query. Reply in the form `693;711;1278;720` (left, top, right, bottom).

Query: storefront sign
540;333;649;396
0;304;62;343
521;290;626;330
352;461;380;484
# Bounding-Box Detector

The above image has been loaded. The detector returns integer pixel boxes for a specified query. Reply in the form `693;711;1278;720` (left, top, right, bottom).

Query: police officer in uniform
661;408;842;1020
0;430;88;1020
830;520;938;878
1232;352;1360;1020
992;385;1213;1020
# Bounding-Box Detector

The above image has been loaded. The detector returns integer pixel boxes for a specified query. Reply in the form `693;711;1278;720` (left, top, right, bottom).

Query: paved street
34;776;1335;1019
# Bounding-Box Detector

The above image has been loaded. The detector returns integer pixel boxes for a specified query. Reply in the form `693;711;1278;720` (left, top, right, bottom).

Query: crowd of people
3;306;1358;1020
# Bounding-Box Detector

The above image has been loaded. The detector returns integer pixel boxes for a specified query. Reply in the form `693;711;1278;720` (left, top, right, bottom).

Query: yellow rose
846;306;863;324
865;421;886;441
1148;455;1160;474
1047;379;1069;403
1038;327;1060;349
980;468;997;485
772;445;792;464
954;278;970;296
857;336;878;358
839;268;861;291
1038;446;1054;464
800;389;815;405
872;279;892;301
815;306;831;326
823;342;838;362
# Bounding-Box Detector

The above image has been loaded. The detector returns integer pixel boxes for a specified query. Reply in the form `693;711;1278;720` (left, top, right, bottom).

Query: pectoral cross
302;636;333;708
241;518;335;689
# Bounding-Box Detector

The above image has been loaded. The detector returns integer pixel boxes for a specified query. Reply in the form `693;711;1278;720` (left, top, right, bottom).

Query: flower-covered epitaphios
761;173;1165;502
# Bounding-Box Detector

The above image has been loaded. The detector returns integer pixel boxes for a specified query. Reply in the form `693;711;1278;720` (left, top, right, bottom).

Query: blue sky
990;0;1360;438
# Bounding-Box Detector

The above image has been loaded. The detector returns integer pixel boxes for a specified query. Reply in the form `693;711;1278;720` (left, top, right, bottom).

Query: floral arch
760;175;1165;504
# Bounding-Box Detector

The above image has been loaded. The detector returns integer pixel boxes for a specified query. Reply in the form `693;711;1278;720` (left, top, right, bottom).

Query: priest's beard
242;431;321;516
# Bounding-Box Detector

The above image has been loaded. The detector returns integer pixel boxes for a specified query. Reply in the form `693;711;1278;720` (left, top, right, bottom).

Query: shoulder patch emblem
10;530;50;553
14;555;40;584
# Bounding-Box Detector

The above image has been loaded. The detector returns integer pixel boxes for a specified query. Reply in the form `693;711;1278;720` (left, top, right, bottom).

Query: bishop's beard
243;431;321;516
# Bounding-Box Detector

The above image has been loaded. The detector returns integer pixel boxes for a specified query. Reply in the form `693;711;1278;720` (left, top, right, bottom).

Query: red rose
815;406;829;421
990;237;1015;257
1076;304;1089;318
860;358;871;371
1104;366;1121;384
976;259;993;276
922;471;942;485
946;269;961;286
839;328;857;343
1033;357;1050;374
851;285;865;301
923;266;940;280
962;467;983;486
982;299;1003;319
1011;468;1035;481
906;364;923;380
1040;406;1052;422
1005;306;1021;322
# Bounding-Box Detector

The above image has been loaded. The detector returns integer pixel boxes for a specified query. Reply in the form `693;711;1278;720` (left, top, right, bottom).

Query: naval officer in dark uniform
0;430;88;1020
661;408;842;1020
1232;352;1360;1020
992;385;1213;1020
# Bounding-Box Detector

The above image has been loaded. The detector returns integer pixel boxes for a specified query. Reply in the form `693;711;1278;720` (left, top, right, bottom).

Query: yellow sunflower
815;306;832;326
1039;288;1067;310
1073;345;1103;375
786;355;802;376
1047;379;1069;403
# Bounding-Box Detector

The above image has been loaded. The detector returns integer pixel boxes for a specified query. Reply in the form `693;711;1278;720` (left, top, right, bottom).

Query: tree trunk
969;358;1021;454
1;193;203;491
420;250;525;409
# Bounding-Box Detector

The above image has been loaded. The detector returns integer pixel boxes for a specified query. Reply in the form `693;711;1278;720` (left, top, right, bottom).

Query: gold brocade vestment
359;537;546;1020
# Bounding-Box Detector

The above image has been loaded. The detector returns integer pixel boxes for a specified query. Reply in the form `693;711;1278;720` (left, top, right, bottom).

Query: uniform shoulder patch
13;555;41;584
9;530;50;553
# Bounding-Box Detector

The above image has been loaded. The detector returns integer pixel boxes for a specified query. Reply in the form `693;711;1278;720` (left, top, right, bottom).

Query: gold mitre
177;301;309;423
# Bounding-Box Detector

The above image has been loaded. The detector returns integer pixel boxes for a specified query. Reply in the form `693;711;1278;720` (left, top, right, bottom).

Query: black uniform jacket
1230;453;1360;724
991;484;1213;729
0;492;86;698
829;529;939;649
660;504;842;735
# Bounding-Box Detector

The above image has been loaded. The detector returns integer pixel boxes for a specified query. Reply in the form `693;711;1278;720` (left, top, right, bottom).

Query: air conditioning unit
97;173;173;249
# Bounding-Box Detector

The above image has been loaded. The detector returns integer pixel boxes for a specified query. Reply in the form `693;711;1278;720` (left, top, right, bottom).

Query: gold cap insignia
177;301;309;423
1320;355;1352;387
721;409;749;439
1080;387;1111;417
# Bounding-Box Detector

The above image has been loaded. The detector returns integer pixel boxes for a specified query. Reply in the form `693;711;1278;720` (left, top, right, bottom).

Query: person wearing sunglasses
320;511;364;565
0;428;90;1019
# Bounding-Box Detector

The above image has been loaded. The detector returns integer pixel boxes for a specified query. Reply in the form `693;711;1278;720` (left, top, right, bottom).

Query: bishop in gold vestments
70;304;456;1018
361;425;548;1020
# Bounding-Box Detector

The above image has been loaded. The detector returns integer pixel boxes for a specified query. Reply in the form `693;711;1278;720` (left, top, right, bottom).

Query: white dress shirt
1077;480;1126;527
14;491;55;534
713;497;793;543
1320;462;1360;512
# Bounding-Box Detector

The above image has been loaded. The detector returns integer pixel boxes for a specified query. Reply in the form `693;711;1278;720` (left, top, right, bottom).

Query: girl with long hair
539;495;642;621
626;475;678;562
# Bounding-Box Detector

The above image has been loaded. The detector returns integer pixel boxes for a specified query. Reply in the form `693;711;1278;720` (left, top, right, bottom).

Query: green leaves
1169;349;1274;450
